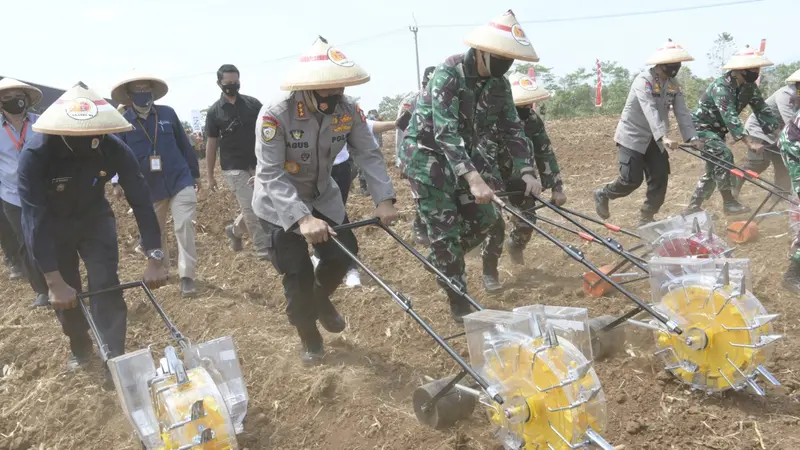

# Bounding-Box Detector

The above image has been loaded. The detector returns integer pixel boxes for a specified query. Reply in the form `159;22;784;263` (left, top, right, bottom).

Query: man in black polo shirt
205;64;270;260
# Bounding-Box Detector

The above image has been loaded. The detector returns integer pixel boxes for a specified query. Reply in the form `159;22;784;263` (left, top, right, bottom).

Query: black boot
505;238;524;265
639;211;656;226
316;296;346;333
446;289;474;324
721;190;751;216
482;256;503;293
683;186;705;215
67;332;94;371
731;177;744;200
782;258;800;294
594;189;610;220
296;324;324;366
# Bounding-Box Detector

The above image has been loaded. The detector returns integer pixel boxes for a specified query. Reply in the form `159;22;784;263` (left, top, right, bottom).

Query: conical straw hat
723;45;773;70
464;10;539;62
281;36;370;91
33;82;133;136
786;69;800;83
0;78;43;107
509;72;550;105
111;74;168;105
645;39;694;65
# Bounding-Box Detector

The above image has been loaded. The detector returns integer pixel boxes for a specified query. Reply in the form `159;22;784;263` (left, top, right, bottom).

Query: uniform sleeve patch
261;115;278;143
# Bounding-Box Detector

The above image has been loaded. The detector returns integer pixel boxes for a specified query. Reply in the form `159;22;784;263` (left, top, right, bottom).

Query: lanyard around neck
136;110;159;154
3;119;28;151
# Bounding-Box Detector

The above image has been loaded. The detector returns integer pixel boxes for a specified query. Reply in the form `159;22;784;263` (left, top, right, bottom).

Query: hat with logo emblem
281;36;370;91
33;82;132;136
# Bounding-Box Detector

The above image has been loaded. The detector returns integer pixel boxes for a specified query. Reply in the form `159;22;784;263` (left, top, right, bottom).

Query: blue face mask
131;92;153;108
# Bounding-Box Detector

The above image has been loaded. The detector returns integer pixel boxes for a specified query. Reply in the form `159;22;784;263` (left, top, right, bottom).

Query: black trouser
2;201;48;295
261;211;358;328
326;159;357;271
54;214;127;358
0;203;19;267
603;139;670;214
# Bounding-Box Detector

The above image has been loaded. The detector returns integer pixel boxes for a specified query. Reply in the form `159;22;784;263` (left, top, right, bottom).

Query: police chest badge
261;115;279;143
290;130;304;140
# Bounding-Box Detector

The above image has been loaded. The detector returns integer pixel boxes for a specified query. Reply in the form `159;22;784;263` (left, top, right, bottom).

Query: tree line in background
377;33;800;121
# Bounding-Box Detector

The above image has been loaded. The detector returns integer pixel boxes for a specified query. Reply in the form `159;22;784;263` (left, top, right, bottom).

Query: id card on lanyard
137;113;161;172
3;120;28;152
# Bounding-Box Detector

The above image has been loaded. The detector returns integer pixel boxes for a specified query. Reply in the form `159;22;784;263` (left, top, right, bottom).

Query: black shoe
33;293;49;308
449;298;474;324
482;258;503;293
782;260;800;294
8;264;23;280
297;325;324;366
226;225;243;252
180;277;197;298
639;211;655;227
318;308;346;333
505;240;524;266
720;190;750;216
594;189;610;220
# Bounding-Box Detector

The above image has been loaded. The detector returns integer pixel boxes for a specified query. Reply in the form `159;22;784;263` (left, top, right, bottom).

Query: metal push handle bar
678;144;787;193
328;219;502;404
77;280;186;362
678;145;799;206
551;205;641;239
494;199;681;335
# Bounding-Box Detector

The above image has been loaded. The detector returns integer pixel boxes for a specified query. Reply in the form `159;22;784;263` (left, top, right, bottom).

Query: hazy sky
4;0;797;123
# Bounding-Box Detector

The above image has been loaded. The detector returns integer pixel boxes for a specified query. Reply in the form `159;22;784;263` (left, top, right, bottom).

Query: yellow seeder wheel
480;332;606;449
653;275;780;394
151;367;239;450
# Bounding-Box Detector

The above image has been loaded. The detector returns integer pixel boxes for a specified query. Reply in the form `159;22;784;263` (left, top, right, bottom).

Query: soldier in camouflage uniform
777;69;800;293
399;10;541;322
480;71;565;291
396;66;436;245
595;39;700;225
684;45;780;216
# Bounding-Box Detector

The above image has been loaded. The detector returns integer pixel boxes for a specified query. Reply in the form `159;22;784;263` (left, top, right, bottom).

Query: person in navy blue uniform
19;82;168;375
111;75;201;297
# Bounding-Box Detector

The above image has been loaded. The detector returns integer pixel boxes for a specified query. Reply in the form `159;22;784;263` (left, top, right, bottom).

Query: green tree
707;32;736;75
378;93;413;120
675;66;713;110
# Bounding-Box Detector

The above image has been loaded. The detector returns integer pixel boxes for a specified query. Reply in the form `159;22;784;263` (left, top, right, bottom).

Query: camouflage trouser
411;181;499;293
778;132;800;261
482;196;536;263
694;130;735;198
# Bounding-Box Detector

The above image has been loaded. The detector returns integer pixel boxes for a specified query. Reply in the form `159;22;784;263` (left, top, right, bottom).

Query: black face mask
742;69;760;83
481;52;514;78
221;83;240;96
662;63;682;79
1;98;27;115
515;106;532;121
313;91;341;115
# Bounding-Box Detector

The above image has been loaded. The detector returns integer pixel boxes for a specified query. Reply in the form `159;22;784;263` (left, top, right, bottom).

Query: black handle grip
332;217;380;232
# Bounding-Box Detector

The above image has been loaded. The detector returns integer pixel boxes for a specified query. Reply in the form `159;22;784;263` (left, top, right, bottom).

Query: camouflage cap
508;72;550;106
645;39;694;65
463;10;539;62
281;36;370;91
0;77;42;107
723;45;773;71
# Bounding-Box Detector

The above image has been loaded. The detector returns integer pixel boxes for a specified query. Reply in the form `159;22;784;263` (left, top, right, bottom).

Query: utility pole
410;14;421;90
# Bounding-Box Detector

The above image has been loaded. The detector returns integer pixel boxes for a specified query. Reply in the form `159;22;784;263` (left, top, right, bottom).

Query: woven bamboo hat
645;39;694;65
32;82;133;136
464;10;539;62
723;45;773;70
0;78;43;107
281;36;370;91
509;72;550;105
786;69;800;83
110;74;169;105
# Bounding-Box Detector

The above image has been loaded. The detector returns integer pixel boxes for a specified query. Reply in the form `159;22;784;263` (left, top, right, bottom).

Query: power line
164;0;763;83
420;0;765;28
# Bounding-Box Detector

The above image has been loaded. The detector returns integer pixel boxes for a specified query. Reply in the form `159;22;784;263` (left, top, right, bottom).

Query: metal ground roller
77;281;247;449
638;211;733;259
331;218;614;450
640;258;782;395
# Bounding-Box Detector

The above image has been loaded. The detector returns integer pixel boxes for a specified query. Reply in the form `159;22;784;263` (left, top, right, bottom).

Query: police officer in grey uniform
595;39;701;225
252;36;398;365
735;82;799;197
